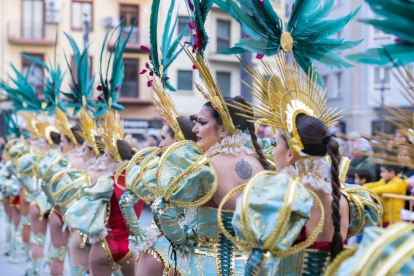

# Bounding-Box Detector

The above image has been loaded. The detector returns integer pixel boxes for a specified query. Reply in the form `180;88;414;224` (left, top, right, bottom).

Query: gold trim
324;246;358;276
16;153;39;177
156;140;217;207
102;238;116;270
374;235;414;276
138;147;166;197
114;162;128;191
352;223;414;276
45;126;59;145
43;154;68;182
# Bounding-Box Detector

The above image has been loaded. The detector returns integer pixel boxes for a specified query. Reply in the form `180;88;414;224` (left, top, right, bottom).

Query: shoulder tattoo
235;159;253;180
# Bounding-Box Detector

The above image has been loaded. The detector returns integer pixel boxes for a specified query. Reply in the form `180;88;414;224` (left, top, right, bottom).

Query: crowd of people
0;0;413;275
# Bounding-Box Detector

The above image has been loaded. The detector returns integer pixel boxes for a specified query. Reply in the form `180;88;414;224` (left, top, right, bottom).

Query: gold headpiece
21;113;49;139
55;108;79;146
234;53;342;155
45;125;59;145
97;111;124;163
77;109;101;156
183;47;239;135
150;77;185;141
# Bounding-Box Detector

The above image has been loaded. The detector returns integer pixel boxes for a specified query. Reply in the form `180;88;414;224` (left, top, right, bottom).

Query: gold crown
97;111;124;163
21;112;50;139
77;109;101;156
150;76;185;141
55;108;79;146
233;53;342;155
183;47;239;135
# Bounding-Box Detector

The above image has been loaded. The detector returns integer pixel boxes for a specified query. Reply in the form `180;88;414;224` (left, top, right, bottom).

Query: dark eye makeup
270;139;276;147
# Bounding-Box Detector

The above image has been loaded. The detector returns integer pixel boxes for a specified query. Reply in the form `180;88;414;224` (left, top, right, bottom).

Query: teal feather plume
62;33;100;116
0;63;44;113
142;0;187;91
4;112;28;139
185;0;213;57
95;19;135;117
213;0;361;87
346;0;414;67
20;52;66;115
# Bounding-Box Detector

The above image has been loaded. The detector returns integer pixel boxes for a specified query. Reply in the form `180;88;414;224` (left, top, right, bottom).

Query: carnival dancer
64;19;143;276
63;109;107;275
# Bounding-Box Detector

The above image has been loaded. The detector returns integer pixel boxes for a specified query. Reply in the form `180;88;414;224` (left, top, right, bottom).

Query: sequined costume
222;156;383;276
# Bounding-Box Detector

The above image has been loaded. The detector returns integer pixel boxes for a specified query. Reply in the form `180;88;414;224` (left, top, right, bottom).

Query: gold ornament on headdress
150;77;185;141
21;113;49;139
45;125;59;145
55;108;79;146
97;111;124;163
182;47;239;135
233;53;342;155
77;109;101;156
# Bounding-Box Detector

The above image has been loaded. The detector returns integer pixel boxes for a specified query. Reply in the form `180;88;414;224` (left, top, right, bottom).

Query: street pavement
0;204;152;275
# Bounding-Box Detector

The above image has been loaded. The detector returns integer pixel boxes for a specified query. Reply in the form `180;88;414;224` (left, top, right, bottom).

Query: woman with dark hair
29;124;61;275
133;47;269;275
217;55;382;275
46;109;85;276
64;111;144;276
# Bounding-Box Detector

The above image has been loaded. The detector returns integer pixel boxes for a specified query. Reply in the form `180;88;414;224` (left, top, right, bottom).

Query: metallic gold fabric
64;176;113;242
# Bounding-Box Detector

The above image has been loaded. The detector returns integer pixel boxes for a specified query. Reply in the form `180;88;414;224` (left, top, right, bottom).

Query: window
216;19;231;52
72;0;93;31
374;67;390;84
120;4;139;43
335;71;342;97
216;72;231;97
322;75;328;88
121;58;139;98
178;16;192;37
22;53;44;93
177;71;193;91
22;0;44;39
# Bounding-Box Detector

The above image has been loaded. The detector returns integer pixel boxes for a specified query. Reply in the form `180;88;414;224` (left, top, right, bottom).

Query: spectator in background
336;137;348;159
345;131;361;159
346;166;355;184
395;128;410;145
129;137;141;150
355;167;375;185
398;145;414;178
145;134;159;147
363;165;407;226
351;138;377;182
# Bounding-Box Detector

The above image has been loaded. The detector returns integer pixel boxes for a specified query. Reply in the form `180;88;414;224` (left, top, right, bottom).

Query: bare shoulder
210;152;264;181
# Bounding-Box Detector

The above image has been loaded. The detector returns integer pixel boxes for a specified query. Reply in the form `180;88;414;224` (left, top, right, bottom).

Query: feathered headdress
20;41;66;115
140;0;188;91
97;111;124;162
55;108;78;146
150;77;185;140
184;0;213;58
21;112;49;139
77;109;101;156
213;0;362;87
62;33;100;115
232;53;342;155
347;0;414;66
0;64;44;112
94;19;135;117
183;47;239;135
4;112;29;140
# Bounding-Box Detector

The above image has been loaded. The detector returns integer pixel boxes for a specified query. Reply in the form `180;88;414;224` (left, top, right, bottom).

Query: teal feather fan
20;42;66;115
62;33;100;116
185;0;213;58
4;112;28;139
140;0;188;91
347;0;414;66
0;63;44;113
213;0;362;87
94;19;134;117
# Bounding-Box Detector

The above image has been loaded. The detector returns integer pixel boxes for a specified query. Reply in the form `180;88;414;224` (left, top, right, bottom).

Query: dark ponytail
327;137;343;260
203;96;270;170
295;114;343;260
233;96;271;170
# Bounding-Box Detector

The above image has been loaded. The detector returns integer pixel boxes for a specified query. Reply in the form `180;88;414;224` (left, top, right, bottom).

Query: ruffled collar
205;132;254;158
107;160;128;176
281;156;332;194
85;155;107;171
67;147;83;158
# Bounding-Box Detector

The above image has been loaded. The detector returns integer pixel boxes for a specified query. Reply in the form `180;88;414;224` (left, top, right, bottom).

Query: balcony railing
121;26;139;44
7;21;57;45
120;81;139;98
